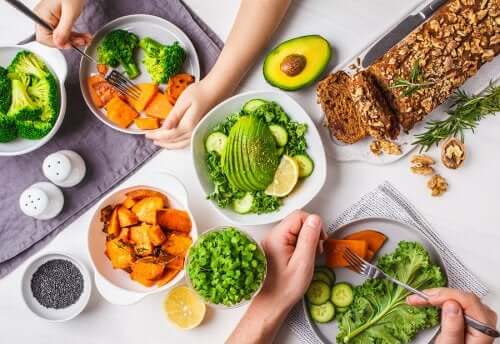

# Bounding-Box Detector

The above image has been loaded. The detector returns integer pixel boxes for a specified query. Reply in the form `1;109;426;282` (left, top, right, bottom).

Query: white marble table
1;1;499;343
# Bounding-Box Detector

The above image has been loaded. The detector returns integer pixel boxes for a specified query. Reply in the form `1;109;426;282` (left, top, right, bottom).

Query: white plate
191;90;327;226
318;0;500;165
79;14;200;135
303;217;448;344
87;172;198;305
0;42;67;156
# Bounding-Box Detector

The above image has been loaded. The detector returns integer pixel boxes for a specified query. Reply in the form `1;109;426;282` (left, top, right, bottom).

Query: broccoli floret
8;51;49;80
8;79;41;121
0;66;12;114
97;30;140;79
0;116;17;143
16;119;52;140
139;38;185;84
28;74;59;123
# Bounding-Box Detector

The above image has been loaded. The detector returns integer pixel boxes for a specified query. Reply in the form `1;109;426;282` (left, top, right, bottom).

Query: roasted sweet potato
117;206;139;227
161;232;192;257
130;224;153;256
325;239;368;268
105;239;134;270
165;255;184;270
122;197;137;209
97;64;108;75
105;96;139;128
127;83;159;112
125;189;169;204
132;196;165;224
157;209;192;233
343;230;387;258
131;257;165;280
148;224;167;246
130;270;155;287
156;268;180;287
100;205;113;224
134;117;160;130
119;227;130;243
144;92;173;119
106;207;121;237
167;73;194;102
87;74;122;108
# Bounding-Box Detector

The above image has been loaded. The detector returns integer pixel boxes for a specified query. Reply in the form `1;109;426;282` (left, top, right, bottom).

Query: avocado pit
280;54;307;77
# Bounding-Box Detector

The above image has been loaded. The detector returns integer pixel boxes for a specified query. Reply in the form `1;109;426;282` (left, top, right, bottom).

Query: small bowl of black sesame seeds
21;252;92;322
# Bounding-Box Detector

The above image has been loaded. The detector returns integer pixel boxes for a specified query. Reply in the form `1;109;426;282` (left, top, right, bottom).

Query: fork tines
105;70;141;100
343;247;368;275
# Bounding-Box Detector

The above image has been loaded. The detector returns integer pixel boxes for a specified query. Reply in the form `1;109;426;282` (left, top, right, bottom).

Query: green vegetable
97;29;140;79
8;50;49;80
306;280;331;305
187;227;266;306
205;132;228;155
331;282;353;308
337;241;446;344
0;116;17;143
16;119;52;140
309;301;336;323
268;124;288;146
312;270;332;285
232;192;254;214
293;154;314;178
7;79;41;121
242;99;267;114
139;37;185;84
0;66;12;114
28;73;59;123
315;266;335;285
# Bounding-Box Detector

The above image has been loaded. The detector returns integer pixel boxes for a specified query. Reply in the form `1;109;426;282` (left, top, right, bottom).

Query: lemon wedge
265;155;299;197
164;285;206;330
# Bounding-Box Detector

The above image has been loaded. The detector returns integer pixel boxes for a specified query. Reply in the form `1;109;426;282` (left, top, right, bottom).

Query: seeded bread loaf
368;0;500;131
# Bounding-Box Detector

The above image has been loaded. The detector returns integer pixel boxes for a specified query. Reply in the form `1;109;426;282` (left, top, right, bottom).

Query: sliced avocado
238;120;263;191
247;117;278;188
263;35;331;91
234;121;258;191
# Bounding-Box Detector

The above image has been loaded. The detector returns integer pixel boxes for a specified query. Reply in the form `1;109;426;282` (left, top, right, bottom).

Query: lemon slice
164;285;206;330
265;155;300;197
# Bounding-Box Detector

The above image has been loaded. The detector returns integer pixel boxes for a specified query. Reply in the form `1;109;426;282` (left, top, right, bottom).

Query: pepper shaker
42;150;86;188
19;182;64;220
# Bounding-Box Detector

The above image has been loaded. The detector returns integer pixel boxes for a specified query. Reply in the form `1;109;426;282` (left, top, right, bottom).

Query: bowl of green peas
185;227;267;308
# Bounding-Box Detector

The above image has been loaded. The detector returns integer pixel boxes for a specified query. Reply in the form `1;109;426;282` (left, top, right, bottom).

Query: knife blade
362;0;449;68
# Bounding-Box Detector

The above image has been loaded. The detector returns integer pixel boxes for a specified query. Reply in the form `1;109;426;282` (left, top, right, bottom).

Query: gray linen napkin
286;181;488;344
0;0;223;278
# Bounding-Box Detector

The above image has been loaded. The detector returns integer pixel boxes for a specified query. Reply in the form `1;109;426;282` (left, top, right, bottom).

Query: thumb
436;301;465;344
53;2;81;48
289;215;322;267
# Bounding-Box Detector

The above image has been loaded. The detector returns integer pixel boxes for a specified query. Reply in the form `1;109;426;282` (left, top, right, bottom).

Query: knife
362;0;449;68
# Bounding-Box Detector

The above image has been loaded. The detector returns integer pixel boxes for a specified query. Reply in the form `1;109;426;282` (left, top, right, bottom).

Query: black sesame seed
30;259;84;309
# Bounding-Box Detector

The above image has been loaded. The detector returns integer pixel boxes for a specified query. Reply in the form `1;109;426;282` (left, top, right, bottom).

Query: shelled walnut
410;155;435;175
370;140;402;156
427;174;448;196
441;138;466;169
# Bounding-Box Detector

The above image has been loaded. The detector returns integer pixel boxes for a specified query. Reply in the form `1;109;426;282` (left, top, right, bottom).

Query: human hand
145;80;221;149
407;288;498;344
34;0;91;49
258;210;326;311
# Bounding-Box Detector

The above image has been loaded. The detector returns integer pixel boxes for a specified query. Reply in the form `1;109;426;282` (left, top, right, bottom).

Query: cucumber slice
232;193;254;214
293;154;314;178
242;99;267;114
306;281;330;305
315;267;336;286
205;132;228;155
312;271;332;285
336;306;349;313
331;282;354;308
309;301;335;323
268;124;288;147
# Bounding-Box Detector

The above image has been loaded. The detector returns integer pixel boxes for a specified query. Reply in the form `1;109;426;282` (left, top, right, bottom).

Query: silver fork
5;0;141;100
343;247;500;338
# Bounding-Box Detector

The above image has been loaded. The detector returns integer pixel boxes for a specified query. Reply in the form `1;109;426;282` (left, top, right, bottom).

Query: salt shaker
42;150;86;188
19;182;64;220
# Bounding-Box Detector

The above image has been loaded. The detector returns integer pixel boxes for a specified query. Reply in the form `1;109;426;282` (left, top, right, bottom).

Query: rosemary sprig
413;83;500;152
390;61;435;96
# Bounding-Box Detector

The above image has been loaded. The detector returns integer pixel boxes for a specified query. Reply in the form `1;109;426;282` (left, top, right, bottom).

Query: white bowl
87;172;198;305
191;90;327;226
21;252;91;322
0;42;67;156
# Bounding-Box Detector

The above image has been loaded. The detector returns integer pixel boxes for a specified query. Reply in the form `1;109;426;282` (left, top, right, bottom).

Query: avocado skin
222;115;278;192
263;35;331;91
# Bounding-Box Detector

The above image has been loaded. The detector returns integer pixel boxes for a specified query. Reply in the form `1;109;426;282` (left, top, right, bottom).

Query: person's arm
34;0;91;48
146;0;291;149
227;211;326;344
407;288;498;344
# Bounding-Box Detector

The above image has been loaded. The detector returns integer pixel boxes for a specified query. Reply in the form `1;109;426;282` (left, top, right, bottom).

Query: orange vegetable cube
166;73;194;102
325;239;368;268
161;233;192;257
132;196;165;224
117;206;139;227
157;209;192;233
106;207;121;237
134;117;160;130
126;83;159;112
156;269;180;287
105;96;138;128
148;224;167;246
105;239;134;270
122;197;136;209
144;92;173;119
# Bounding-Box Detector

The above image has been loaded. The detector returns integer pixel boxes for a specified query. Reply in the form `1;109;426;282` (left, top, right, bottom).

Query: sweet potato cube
343;230;387;257
130;269;155;287
132;196;165;224
157;209;192;233
119;227;130;243
105;239;134;270
325;239;368;268
125;189;169;205
130;224;153;256
161;233;192;257
122;197;137;209
165;255;184;270
134;117;160;130
87;74;122;108
148;224;167;246
117;206;139;227
105;96;138;128
107;207;121;237
127;83;159;112
131;257;165;280
144;92;173;119
156;269;180;287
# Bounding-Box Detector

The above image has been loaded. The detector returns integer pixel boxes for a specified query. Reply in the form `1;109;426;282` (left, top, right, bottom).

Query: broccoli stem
123;63;140;79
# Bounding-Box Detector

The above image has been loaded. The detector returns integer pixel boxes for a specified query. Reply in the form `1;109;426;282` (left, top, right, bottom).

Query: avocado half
263;35;331;91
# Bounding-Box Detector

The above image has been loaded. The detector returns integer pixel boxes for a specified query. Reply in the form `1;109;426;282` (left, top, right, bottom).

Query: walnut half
410;155;435;175
441;138;466;169
427;174;448;196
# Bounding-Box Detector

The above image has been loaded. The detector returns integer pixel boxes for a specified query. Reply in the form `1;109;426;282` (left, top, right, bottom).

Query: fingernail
444;302;460;316
305;215;320;228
